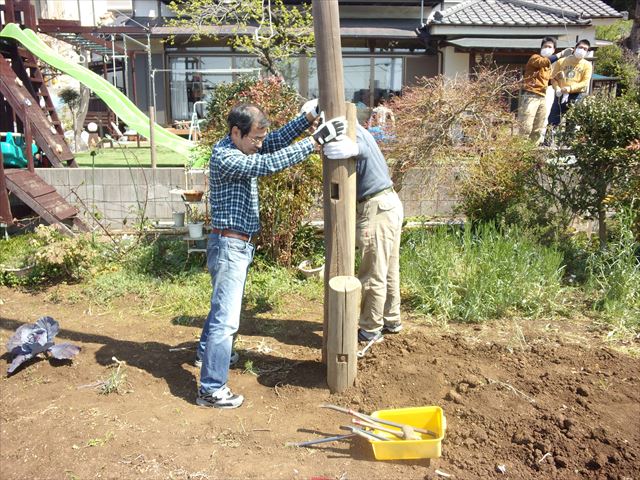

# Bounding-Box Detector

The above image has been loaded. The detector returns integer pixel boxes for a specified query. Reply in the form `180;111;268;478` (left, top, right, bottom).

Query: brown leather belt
210;228;251;242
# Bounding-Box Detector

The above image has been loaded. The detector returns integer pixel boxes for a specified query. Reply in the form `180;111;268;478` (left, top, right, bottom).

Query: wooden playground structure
0;0;138;233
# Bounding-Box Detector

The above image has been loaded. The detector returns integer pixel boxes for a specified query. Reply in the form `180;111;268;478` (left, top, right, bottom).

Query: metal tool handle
286;433;355;448
340;425;390;441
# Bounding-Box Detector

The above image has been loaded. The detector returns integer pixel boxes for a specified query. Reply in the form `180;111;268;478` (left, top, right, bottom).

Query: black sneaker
196;385;244;409
194;350;239;368
358;328;384;343
382;323;403;334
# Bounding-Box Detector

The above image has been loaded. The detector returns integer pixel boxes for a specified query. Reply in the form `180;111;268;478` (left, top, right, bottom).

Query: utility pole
313;0;359;393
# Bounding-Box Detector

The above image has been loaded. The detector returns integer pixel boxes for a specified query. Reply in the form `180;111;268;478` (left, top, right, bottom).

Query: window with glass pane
169;56;234;121
304;56;403;123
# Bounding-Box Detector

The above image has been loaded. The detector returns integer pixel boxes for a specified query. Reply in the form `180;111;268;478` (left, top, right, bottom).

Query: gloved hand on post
313;116;348;145
323;137;359;160
300;98;320;119
559;47;573;58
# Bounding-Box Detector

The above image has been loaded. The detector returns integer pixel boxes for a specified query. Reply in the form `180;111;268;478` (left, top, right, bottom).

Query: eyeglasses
247;134;267;146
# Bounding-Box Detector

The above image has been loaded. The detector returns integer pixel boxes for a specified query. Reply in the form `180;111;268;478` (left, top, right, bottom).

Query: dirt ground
1;286;639;480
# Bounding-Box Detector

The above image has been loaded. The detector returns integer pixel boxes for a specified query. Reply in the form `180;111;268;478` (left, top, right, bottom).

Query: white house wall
442;46;469;78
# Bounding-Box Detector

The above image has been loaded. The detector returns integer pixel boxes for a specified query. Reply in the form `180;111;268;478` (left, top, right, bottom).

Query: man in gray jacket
323;124;404;342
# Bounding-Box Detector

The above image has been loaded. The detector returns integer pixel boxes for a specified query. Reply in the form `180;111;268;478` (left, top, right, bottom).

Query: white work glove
559;47;573;58
561;93;570;104
323;137;359;160
555;88;563;98
300;98;320;118
313;116;348;145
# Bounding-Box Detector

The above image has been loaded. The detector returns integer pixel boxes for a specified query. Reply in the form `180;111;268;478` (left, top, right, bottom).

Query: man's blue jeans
198;234;254;394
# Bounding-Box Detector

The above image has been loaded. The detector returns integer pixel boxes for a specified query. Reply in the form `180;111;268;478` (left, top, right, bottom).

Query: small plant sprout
98;357;132;395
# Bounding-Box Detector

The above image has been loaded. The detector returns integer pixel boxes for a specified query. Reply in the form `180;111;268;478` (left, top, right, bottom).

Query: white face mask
574;48;588;59
540;47;554;58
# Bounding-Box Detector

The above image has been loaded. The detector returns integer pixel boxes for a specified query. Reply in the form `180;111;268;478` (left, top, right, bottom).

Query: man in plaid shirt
196;102;346;408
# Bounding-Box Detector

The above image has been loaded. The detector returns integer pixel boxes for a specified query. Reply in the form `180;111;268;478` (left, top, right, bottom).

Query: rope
254;0;275;43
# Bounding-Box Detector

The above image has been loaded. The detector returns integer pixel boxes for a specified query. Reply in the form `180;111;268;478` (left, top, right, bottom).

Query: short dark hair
576;39;591;49
540;37;557;48
227;103;270;136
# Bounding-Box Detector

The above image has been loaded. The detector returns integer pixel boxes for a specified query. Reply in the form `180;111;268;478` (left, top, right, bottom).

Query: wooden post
327;275;360;393
313;0;360;392
0;147;13;225
24;118;33;173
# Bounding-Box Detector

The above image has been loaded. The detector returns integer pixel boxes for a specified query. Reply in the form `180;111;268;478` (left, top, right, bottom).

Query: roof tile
430;0;620;26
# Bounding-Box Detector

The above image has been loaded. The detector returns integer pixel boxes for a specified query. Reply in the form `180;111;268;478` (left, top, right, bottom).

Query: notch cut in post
331;182;340;200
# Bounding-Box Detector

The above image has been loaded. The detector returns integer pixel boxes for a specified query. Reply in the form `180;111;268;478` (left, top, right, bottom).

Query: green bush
595;44;639;101
552;94;640;248
400;223;564;322
199;76;323;266
456;133;542;223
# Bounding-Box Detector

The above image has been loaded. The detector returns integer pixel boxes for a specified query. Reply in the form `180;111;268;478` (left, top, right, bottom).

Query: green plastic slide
0;23;195;159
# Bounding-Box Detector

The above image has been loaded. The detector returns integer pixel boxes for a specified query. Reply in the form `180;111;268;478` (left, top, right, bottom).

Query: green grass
74;145;186;167
0;233;37;269
586;210;640;338
400;223;565;323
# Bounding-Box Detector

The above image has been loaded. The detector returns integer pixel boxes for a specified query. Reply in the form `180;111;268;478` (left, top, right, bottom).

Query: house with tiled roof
425;0;623;77
25;0;623;126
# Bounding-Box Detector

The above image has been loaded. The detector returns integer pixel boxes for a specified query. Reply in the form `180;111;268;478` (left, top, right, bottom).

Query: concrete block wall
396;165;464;218
36;167;208;229
35;165;462;229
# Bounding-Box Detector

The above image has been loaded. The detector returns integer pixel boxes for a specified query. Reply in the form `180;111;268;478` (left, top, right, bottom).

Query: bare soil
1;286;639;480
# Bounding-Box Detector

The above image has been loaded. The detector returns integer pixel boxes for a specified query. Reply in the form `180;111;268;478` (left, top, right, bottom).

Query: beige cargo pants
518;92;547;144
356;190;404;333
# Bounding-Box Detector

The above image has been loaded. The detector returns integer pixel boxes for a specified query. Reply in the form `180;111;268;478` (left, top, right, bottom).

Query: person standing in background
548;39;593;131
518;37;572;144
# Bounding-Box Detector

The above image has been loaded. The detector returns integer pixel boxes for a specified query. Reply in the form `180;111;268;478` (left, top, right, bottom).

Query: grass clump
586;209;640;338
401;223;564;322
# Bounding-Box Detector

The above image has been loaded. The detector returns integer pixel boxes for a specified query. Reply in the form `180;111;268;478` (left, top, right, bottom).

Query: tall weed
586;208;640;337
401;223;564;322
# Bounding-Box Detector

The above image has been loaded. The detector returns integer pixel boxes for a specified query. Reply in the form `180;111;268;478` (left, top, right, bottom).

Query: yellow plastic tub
369;406;446;461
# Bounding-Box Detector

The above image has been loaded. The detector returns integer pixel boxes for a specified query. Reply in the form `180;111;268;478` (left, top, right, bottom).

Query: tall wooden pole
313;0;359;392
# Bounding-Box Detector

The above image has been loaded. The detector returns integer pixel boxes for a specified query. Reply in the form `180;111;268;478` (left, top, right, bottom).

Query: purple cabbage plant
6;316;81;374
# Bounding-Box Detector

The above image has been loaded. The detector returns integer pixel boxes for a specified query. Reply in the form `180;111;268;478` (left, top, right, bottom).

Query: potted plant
297;255;325;280
187;208;208;239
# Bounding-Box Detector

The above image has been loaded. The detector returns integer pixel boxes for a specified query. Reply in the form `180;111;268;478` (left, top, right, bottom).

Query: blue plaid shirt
209;114;315;235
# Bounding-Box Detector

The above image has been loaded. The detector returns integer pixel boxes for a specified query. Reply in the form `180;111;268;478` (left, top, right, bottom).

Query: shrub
381;67;519;190
456;133;543;223
400;223;564;322
1;226;97;286
199;76;323;266
550;94;640;248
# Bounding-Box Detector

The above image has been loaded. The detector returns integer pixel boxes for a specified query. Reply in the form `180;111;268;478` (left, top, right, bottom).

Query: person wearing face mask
518;37;572;144
548;39;593;129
